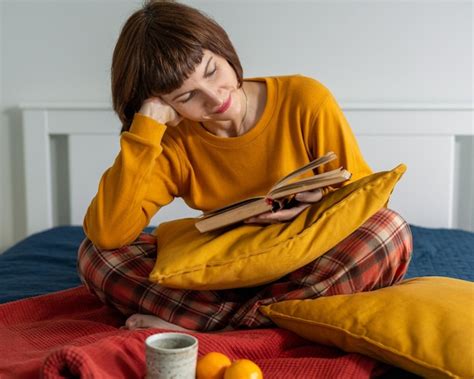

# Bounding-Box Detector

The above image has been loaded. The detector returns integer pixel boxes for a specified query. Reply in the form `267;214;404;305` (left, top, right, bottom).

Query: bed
1;224;473;305
0;104;472;378
0;224;473;379
10;102;472;292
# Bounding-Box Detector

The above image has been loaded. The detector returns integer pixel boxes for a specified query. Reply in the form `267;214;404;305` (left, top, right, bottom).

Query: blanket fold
0;286;385;379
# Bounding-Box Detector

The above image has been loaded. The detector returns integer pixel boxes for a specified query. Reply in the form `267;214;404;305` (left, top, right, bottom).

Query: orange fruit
223;359;263;379
196;351;232;379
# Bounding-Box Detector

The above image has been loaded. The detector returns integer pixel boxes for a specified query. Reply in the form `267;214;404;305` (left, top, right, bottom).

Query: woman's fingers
138;97;183;126
243;189;324;225
167;114;184;127
244;203;311;224
295;188;323;203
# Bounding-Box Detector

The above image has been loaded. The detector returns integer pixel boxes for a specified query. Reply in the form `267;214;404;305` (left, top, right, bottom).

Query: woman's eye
179;67;217;103
208;67;217;76
180;91;195;103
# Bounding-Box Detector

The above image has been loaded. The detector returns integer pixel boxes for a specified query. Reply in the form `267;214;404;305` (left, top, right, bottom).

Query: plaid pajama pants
77;208;412;332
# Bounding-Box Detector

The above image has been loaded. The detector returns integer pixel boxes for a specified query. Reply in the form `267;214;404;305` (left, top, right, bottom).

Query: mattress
0;225;472;304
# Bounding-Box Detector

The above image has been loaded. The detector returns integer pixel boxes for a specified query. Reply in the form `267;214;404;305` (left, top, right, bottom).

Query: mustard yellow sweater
84;75;372;249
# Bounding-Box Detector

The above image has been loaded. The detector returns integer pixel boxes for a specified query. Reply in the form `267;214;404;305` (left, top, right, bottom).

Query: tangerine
196;351;232;379
223;359;263;379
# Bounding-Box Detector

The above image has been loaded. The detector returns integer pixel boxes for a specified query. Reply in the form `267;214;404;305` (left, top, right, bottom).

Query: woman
78;0;412;332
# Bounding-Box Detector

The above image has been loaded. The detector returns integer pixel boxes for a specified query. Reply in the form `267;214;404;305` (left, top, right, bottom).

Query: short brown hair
111;0;243;133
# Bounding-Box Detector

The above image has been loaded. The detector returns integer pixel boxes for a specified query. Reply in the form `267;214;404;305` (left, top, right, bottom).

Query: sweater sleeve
311;92;373;193
83;113;183;249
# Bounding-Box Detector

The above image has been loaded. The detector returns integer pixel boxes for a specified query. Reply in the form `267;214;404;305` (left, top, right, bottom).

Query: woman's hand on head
138;97;183;127
244;188;323;225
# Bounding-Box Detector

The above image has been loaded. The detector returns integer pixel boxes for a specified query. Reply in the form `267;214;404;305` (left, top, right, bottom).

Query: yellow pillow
260;277;474;379
149;164;406;290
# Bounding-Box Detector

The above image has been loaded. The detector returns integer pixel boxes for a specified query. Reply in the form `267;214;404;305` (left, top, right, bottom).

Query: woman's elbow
83;217;139;250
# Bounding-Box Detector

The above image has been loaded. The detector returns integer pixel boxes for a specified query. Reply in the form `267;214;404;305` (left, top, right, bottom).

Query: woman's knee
77;233;157;288
365;208;413;262
77;236;134;290
364;208;413;284
77;237;108;291
383;208;413;262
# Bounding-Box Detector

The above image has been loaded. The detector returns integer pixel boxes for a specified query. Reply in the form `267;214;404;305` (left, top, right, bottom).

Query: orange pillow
261;277;474;379
149;165;406;290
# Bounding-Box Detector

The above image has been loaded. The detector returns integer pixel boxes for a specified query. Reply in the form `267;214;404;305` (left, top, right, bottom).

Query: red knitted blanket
0;286;385;378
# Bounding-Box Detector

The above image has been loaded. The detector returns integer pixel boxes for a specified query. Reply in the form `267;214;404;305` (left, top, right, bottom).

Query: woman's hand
138;97;183;127
244;188;323;225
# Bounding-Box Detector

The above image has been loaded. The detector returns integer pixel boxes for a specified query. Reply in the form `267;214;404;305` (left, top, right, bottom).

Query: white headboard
20;102;474;237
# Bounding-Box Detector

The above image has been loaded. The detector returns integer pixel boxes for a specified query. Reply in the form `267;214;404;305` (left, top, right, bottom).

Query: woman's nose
204;89;224;107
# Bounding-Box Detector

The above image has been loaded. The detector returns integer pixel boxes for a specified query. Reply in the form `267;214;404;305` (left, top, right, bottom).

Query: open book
195;152;351;233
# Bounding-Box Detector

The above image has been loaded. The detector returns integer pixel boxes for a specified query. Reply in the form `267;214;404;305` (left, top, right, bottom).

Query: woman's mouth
215;95;232;114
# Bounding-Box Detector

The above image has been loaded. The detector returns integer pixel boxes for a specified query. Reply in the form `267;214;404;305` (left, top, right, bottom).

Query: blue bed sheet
0;225;472;304
407;226;474;280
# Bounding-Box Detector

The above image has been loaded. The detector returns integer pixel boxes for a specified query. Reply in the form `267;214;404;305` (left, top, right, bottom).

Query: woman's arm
312;92;372;183
246;84;371;225
84;102;184;249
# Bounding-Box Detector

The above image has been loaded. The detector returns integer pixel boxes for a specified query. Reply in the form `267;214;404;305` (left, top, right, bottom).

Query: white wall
1;0;143;251
0;1;5;251
1;0;473;252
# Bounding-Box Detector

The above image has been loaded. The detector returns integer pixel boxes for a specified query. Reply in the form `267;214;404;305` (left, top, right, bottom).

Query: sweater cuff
128;113;167;143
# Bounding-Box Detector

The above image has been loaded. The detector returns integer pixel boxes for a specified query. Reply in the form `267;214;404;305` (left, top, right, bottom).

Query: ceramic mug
145;332;198;379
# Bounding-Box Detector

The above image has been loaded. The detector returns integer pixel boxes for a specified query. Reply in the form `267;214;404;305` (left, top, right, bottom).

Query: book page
268;169;351;199
270;151;337;192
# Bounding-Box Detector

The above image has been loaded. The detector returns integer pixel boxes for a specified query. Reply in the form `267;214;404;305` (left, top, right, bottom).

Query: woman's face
160;50;243;123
